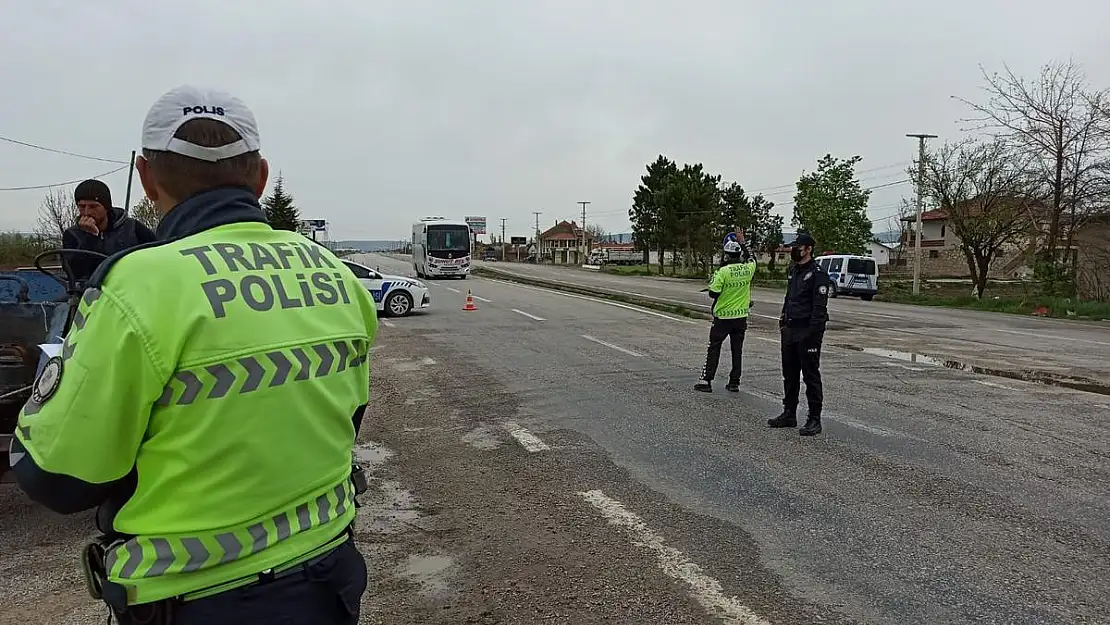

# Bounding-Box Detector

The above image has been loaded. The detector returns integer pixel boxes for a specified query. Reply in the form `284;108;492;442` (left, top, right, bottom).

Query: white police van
814;254;878;301
342;260;431;317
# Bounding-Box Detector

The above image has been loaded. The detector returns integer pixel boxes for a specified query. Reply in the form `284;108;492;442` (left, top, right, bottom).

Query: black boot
799;416;822;436
767;410;797;428
725;380;739;392
694;379;712;393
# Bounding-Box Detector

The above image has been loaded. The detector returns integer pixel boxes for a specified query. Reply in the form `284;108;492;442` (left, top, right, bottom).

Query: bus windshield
427;225;471;253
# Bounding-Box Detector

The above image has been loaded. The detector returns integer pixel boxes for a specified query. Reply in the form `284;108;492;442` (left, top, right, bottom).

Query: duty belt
83;463;370;622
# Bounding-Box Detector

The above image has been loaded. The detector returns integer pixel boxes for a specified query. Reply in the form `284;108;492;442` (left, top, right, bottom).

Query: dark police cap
792;233;817;247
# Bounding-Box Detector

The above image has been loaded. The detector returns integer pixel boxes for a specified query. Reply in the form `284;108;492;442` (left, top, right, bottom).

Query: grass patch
876;281;1110;321
600;264;706;279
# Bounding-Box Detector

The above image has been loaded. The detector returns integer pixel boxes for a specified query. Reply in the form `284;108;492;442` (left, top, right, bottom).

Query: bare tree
956;60;1110;269
34;187;78;243
131;196;161;231
585;222;608;243
921;139;1039;298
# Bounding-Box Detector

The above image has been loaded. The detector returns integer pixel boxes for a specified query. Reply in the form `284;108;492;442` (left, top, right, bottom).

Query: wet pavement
465;259;1110;390
346;253;1109;625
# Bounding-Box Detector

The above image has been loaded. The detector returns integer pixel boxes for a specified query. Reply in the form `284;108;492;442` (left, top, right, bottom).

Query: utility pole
578;200;590;262
500;218;507;261
532;211;542;262
123;150;137;213
906;133;937;296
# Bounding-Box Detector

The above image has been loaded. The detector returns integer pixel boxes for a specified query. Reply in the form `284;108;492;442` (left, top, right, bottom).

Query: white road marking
884;362;927;372
421;357;436;365
472;295;492;303
381;319;396;328
578;490;771;625
503;422;550;452
446;287;461;293
975;379;1019;391
995;328;1110;347
511;308;546;321
484;278;695;324
830;415;903;438
750;336;778;344
581;335;645;357
752;314;780;320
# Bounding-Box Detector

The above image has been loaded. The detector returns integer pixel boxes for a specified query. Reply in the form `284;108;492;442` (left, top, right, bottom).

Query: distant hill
333;240;405;252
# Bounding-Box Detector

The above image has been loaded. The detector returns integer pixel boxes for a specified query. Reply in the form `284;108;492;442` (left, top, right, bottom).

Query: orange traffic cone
462;290;478;311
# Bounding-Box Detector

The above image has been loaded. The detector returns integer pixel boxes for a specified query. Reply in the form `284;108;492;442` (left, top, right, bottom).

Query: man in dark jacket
61;179;158;282
768;232;830;436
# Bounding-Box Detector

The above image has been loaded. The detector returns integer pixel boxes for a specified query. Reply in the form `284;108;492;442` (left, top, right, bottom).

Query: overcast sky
2;0;1109;241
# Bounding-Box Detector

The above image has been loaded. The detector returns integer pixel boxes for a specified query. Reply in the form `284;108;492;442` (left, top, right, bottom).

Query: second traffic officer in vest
695;233;757;393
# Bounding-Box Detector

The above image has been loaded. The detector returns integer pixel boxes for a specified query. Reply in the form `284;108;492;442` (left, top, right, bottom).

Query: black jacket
780;259;831;330
61;207;158;281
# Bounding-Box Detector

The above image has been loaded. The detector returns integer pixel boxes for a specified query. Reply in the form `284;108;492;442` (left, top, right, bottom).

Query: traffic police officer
9;85;377;624
768;232;829;436
696;234;756;392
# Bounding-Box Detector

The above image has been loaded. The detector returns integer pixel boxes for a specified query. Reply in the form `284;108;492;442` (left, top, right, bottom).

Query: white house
867;240;893;265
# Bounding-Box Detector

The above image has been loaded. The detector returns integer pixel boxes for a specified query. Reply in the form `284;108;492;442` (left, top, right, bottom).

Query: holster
350;463;369;508
82;536;175;625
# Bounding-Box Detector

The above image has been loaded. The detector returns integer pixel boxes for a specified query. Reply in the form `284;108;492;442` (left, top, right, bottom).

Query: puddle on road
388;356;438;372
397;554;457;601
354;442;395;470
836;345;1110;396
363;480;425;535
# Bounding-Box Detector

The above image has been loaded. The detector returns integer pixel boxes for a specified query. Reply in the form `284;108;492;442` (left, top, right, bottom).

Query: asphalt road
352;253;1108;625
1;254;1106;624
469;259;1110;390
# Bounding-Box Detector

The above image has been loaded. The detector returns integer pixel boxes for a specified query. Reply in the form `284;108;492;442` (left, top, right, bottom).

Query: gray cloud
2;0;1109;240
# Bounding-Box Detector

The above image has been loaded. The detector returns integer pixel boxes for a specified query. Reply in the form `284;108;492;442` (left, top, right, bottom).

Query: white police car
341;260;430;317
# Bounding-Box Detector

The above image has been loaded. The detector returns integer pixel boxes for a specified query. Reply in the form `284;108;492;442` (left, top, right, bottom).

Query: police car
341;260;430;317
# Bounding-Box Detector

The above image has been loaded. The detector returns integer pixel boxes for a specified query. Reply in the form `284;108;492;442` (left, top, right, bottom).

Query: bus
412;217;472;279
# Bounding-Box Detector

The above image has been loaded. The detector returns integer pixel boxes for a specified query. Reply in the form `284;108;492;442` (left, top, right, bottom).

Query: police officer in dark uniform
768;233;829;436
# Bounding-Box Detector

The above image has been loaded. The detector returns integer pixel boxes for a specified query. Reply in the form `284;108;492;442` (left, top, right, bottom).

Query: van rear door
846;257;878;292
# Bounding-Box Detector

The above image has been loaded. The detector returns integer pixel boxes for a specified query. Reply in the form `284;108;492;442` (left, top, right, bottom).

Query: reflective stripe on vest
105;478;354;580
155;338;370;406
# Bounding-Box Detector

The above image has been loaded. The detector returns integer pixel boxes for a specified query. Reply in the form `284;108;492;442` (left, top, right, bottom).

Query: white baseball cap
141;85;261;162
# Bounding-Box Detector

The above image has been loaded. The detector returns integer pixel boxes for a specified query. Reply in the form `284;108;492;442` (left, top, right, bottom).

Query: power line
0;163;130;192
0;134;130;165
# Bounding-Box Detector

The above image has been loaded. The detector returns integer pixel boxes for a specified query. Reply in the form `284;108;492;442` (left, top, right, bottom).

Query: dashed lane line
502;422;550;452
472;294;492;303
380;319;396;328
511;308;546;322
483;278;696;324
581;334;645;358
578;490;771;625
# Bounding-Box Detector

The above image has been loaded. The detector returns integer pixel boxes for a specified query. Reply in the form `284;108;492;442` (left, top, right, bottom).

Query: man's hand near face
78;214;101;236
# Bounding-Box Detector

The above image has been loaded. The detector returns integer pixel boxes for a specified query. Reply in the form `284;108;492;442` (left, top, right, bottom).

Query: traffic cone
462;290;478;311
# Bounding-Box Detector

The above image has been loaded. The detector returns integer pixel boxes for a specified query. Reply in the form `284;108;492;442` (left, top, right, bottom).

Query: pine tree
262;173;300;231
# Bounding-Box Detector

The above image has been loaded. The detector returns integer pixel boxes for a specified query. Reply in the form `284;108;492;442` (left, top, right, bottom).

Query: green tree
668;163;721;273
762;215;785;272
131;196;161;231
630;155;678;271
717;182;779;252
792;154;873;254
262;173;300;231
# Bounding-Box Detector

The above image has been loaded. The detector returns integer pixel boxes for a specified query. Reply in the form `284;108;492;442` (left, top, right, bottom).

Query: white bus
412;217;472;279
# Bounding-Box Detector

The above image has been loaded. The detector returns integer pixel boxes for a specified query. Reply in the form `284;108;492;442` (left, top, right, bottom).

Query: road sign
465;216;487;234
510;236;527;245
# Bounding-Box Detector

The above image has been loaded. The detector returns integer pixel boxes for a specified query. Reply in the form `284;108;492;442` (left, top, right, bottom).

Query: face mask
790;248;803;262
